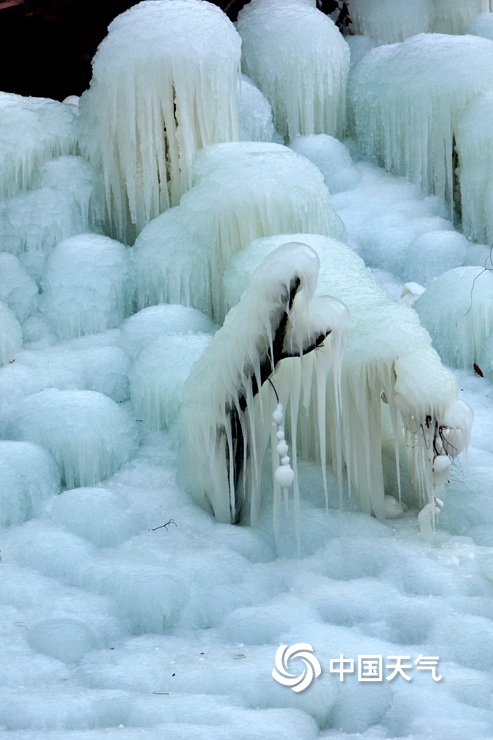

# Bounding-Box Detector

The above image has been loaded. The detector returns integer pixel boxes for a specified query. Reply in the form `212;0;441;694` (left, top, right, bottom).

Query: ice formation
349;0;433;44
224;234;472;519
130;333;212;430
415;266;493;378
237;0;349;141
401;230;469;285
468;11;493;40
39;234;133;340
6;389;139;488
180;242;350;527
120;304;216;360
0;253;38;322
289;134;361;194
0;92;76;202
456;92;493;245
0;301;22;366
79;0;241;243
432;0;489;34
238;74;278;143
348;33;493;209
133;141;346;320
0;441;60;526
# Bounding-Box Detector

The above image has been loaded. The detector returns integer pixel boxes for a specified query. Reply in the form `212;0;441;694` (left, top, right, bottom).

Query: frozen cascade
348;33;493;211
79;0;241;244
39;234;133;340
0;92;76;203
349;0;433;45
432;0;489;35
237;74;278;143
0;301;23;366
6;389;139;488
179;242;350;528
0;253;38;322
456;91;493;245
237;0;349;141
415;266;493;378
468;12;493;40
224;234;472;519
133;141;346;321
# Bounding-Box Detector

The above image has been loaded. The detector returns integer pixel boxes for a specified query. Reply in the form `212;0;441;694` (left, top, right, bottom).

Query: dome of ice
79;0;242;243
237;0;349;141
6;389;139;488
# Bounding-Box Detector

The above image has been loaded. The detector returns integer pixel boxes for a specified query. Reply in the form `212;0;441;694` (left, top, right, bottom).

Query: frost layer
349;34;493;209
237;0;349;141
79;0;241;243
133;142;346;321
224;234;471;519
40;234;133;340
7;389;139;488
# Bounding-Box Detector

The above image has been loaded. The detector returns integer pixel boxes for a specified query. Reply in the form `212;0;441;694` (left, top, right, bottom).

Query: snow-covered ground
1;133;493;738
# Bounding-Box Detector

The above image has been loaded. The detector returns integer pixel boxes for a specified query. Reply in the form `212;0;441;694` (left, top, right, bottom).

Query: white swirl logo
272;643;322;692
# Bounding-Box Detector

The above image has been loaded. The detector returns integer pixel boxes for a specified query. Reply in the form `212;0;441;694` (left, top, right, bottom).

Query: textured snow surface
79;0;241;243
237;0;349;140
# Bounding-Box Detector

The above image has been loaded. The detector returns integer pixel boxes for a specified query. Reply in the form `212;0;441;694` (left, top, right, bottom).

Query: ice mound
0;92;76;202
0;441;59;526
289;134;361;194
0;300;22;366
433;0;489;35
129;333;211;430
0;252;38;322
237;0;349;141
133;141;347;320
224;234;471;519
349;33;493;210
45;487;143;548
456;91;493;245
39;234;132;340
79;0;241;243
6;389;139;488
238;74;278;143
401;229;469;284
120;304;216;360
415;266;493;376
468;12;493;40
27;617;99;664
350;0;433;44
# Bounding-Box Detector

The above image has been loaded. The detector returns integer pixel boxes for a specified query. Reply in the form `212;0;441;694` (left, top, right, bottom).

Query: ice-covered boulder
350;0;433;44
223;234;472;519
401;230;469;285
238;75;278;143
0;441;60;526
27;618;99;664
130;333;212;430
0;92;76;203
289;134;361;194
6;389;139;488
133;141;346;320
0;253;38;322
237;0;349;142
39;234;132;340
0;301;22;366
120;305;216;360
415;266;493;377
349;33;493;210
79;0;241;243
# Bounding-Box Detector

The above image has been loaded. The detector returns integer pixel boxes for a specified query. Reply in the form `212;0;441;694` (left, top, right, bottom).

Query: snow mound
0;252;38;322
40;234;132;340
224;234;471;518
0;92;76;202
350;0;433;44
456;91;493;245
237;0;349;141
238;74;278;143
0;441;60;526
133;141;347;321
79;0;241;243
289;134;361;194
349;33;493;210
0;300;22;366
6;389;139;488
46;487;142;548
130;333;211;430
415;266;493;376
401;229;469;284
120;304;216;360
27;617;99;664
